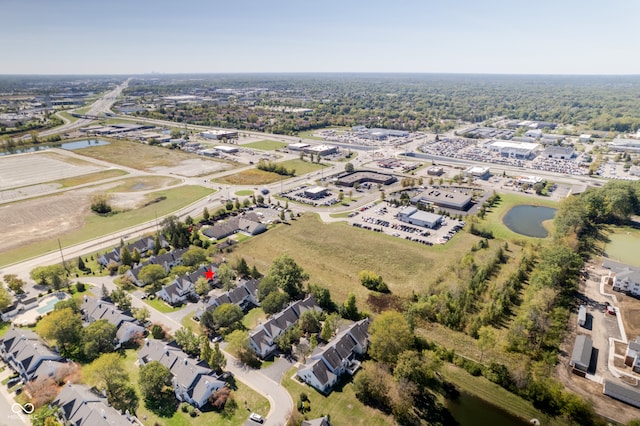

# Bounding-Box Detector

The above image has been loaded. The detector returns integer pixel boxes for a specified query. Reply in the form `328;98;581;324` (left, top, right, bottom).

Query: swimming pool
36;296;62;314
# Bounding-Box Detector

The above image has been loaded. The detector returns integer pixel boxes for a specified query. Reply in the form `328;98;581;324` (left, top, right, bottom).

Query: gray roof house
125;248;188;286
603;379;640;409
249;295;321;359
297;319;369;394
138;339;224;408
156;264;218;306
570;334;592;373
52;383;134;426
199;279;260;318
202;213;266;241
98;235;169;267
81;296;145;347
302;416;332;426
0;327;64;383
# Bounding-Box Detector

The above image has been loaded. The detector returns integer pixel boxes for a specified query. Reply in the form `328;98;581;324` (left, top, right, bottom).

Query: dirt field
149;158;230;177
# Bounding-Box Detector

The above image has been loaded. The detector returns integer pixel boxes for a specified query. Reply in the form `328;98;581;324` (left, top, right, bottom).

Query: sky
2;0;639;75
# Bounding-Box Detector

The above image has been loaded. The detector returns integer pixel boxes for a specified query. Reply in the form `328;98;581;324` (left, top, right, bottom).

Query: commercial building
288;142;311;151
609;138;640;152
352;127;409;140
464;166;491;179
397;207;443;229
336;171;397;187
488;140;539;159
200;130;238;140
410;188;472;211
306;144;338;156
543;146;575;159
427;166;444;176
304;186;329;199
214;145;239;154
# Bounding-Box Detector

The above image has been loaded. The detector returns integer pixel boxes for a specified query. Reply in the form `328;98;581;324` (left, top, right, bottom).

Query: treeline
256;159;295;176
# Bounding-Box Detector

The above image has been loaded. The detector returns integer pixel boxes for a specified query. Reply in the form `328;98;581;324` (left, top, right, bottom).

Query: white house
604;260;640;297
625;337;640;373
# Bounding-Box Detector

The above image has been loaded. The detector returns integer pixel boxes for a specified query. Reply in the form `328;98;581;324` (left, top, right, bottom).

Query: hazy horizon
2;0;639;75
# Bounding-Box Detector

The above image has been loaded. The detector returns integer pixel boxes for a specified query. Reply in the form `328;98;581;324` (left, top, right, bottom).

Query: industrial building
609;138;640;152
397;207;443;228
543;146;575;159
351;126;410;140
200;130;239;140
488;140;539;159
214;145;239;154
336;171;397;187
410;188;472;211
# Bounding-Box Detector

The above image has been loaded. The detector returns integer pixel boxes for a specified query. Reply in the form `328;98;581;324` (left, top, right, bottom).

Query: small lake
447;391;530;426
502;205;557;238
0;139;109;156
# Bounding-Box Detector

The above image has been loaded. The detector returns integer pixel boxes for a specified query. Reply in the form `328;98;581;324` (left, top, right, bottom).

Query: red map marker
205;268;215;280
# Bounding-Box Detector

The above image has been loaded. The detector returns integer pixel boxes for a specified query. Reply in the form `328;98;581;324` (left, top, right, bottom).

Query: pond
447;391;530;426
502;205;557;238
0;139;109;156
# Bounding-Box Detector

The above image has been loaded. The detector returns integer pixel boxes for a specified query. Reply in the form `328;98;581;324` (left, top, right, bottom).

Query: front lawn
144;298;183;313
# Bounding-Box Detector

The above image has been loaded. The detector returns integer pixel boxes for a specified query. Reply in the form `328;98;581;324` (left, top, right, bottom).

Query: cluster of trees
90;192;113;215
358;270;389;293
256;159;295;176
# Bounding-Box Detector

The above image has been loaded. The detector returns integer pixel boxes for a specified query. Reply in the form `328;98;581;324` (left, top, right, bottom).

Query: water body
0;139;109;156
503;205;557;238
447;391;530;426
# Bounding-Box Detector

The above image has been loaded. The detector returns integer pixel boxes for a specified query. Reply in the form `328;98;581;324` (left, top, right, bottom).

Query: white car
249;413;264;423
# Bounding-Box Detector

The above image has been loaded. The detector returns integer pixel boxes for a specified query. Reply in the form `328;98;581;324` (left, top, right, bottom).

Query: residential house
603;379;640;409
604;260;640;297
97;235;169;267
249;295;321;359
80;296;145;347
0;327;64;383
125;248;188;286
138;339;224;408
570;334;592;376
624;336;640;373
207;279;259;312
52;383;136;426
202;213;266;241
297;319;369;394
302;417;332;426
156;264;218;306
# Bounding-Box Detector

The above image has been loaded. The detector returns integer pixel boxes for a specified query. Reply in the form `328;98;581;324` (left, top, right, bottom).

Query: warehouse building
336;171;397;187
488;140;539;159
397;207;443;228
410;188;472;211
200;130;239;140
215;145;239;154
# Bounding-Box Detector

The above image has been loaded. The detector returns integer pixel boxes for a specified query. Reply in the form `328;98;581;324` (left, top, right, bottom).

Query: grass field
231;213;479;306
120;348;269;426
243;140;288;151
604;228;640;267
106;176;182;192
215;169;285;186
282;367;391;426
277;159;327;176
57;111;80;124
481;192;558;241
55;169;129;188
72;139;229;171
242;307;266;329
144;298;183;313
235;189;255;196
0;185;212;267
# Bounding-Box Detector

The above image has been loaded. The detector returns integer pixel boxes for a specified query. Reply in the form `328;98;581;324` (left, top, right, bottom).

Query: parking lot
348;202;465;245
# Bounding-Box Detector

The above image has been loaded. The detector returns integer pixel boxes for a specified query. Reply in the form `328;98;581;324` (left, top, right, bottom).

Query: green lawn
235;189;255;196
241;307;266;330
215;169;285;186
243;140;288;151
120;348;269;426
604;228;640;267
144;298;183;313
0;185;212;267
277;159;327;176
58;111;80;124
0;322;11;338
282;367;391;426
482;192;558;241
54;169;129;188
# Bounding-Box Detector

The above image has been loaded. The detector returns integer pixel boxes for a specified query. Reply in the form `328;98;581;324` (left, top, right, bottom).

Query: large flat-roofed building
488;140;539;159
200;130;239;140
603;379;640;408
543;146;575;159
304;186;329;199
410;188;472;211
306;144;338;156
609;138;640;152
215;145;239;154
427;166;444;176
352;127;410;140
289;142;310;151
397;207;443;228
336;171;397;187
464;166;490;179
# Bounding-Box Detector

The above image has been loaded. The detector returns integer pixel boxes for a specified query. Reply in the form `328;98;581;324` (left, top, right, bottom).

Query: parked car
249;413;264;423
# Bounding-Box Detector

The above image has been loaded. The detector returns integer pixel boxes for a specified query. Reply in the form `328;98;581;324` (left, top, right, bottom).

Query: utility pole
58;239;68;272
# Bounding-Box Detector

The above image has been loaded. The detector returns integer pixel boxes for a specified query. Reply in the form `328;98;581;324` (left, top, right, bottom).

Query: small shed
578;305;587;327
570;334;592;375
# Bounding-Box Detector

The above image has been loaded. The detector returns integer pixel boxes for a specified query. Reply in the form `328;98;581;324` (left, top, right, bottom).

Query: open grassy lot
72;139;231;172
481;192;558;241
282;367;391;426
232;213;479;305
277;159;327;176
120;348;269;426
106;176;181;192
215;169;284;186
55;169;128;188
0;185;212;267
144;298;183;313
604;227;640;267
235;189;255;196
243;140;288;151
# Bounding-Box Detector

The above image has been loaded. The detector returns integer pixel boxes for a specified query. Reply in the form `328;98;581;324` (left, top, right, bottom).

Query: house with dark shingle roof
138;338;224;408
97;234;169;267
249;295;321;359
52;383;134;426
603;379;640;409
302;417;332;426
125;248;189;286
81;296;145;346
0;327;64;383
297;319;369;394
156;264;218;306
202;213;266;241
